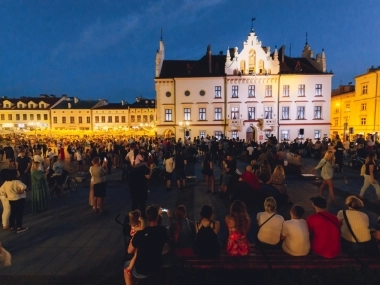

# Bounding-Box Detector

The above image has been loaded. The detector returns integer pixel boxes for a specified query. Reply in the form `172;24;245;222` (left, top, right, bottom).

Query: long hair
323;150;335;162
229;200;250;234
172;205;187;243
128;210;142;227
273;165;285;179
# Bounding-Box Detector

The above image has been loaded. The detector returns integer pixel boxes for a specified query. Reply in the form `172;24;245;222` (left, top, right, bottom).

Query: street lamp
179;121;190;143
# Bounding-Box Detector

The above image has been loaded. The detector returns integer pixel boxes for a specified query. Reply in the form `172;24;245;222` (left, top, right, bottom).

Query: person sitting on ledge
281;205;310;256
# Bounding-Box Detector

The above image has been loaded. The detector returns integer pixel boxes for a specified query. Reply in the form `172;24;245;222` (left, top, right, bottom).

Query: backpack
194;221;219;258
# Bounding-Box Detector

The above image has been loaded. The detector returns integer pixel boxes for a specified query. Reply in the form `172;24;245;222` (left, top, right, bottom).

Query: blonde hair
324;151;335;161
264;197;277;213
31;161;40;171
273;165;285;178
345;195;364;210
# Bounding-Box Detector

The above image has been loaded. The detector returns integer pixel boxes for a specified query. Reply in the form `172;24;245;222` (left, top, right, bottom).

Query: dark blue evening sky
0;0;379;103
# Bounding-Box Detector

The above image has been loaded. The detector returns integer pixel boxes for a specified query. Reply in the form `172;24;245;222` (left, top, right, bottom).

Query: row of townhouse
0;95;156;133
155;28;332;142
331;67;380;140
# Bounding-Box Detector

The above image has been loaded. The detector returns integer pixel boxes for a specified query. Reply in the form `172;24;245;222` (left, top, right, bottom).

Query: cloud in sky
52;0;225;60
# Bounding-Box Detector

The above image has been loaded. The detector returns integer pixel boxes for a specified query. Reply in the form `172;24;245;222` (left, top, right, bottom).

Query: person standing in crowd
0;169;11;230
359;152;380;202
225;200;250;256
311;150;337;204
281;205;310;256
129;156;153;219
124;205;168;285
0;145;4;161
334;140;344;173
163;152;175;192
59;143;65;161
16;150;31;186
202;152;215;194
175;149;187;191
30;161;50;213
221;154;237;194
0;169;28;233
76;149;83;172
307;197;341;258
89;157;108;214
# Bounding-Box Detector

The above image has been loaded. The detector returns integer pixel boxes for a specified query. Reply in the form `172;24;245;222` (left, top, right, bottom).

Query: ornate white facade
155;29;332;142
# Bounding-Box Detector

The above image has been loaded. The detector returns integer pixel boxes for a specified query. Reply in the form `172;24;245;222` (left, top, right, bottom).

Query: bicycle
48;170;78;198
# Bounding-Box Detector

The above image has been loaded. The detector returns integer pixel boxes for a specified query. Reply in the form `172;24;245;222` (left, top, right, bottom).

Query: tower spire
160;28;163;41
251;17;256;32
305;32;308;45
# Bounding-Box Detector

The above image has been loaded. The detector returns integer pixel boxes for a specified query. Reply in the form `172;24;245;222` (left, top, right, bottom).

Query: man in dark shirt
4;143;15;167
221;154;237;193
16;149;31;186
175;149;187;190
124;205;168;285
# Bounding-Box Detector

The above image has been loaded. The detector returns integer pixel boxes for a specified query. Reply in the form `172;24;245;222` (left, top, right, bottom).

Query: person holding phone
89;157;108;214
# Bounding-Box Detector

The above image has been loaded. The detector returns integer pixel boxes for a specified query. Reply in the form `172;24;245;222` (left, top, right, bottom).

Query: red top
240;171;260;190
306;211;341;258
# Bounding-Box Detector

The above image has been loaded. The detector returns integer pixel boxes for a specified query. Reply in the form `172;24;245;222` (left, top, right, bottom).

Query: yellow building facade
331;68;380;140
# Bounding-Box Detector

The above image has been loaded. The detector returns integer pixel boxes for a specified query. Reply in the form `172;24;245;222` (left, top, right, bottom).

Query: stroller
115;213;134;262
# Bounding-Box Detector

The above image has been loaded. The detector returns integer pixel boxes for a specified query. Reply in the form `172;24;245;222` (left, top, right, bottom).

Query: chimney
74;97;78;104
68;102;71;109
207;44;212;73
121;100;125;106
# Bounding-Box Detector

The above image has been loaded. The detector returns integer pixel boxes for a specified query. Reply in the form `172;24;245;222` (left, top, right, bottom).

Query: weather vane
251;18;256;31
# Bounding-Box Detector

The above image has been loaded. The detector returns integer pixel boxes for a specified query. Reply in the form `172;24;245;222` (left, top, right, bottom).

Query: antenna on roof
305;32;308;45
289;43;292;57
251;17;256;31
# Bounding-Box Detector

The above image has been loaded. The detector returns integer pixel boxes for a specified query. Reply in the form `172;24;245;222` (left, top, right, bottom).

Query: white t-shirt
281;219;310;256
257;212;284;245
337;210;371;243
76;151;82;161
126;150;134;163
247;146;254;155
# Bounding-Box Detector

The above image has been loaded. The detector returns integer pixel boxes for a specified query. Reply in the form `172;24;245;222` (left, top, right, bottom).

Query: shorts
222;174;232;186
94;182;107;198
124;260;152;279
165;171;172;181
77;160;83;165
175;169;185;180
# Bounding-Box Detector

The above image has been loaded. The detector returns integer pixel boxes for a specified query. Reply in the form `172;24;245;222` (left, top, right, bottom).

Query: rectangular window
137;115;141;122
62;117;66;124
121;116;126;123
361;103;366;111
23;114;27;120
214;108;222;120
79;117;82;123
282;107;289;120
281;130;290;141
0;114;4;120
314;106;322;119
143;115;148;122
70;116;75;123
53;117;57;124
8;114;12;120
315;84;322;96
95;116;99;123
215;131;222;140
131;115;135;122
16;114;20;120
283;85;290;97
231;107;239;120
361;117;366;125
314;130;321;139
87;117;90;123
199;108;206;120
265;85;272;97
298;84;305;96
115;116;119;123
184;108;191;121
44;114;48;120
232;86;238;98
37;114;41;120
248;107;255;120
200;131;206;138
30;114;34;120
101;116;105;123
362;85;368;94
248;85;255;97
165;109;172;121
264;107;272;119
297;106;305;119
232;131;238;139
345;104;350;112
108;116;112;123
215;86;221;98
334;119;338;126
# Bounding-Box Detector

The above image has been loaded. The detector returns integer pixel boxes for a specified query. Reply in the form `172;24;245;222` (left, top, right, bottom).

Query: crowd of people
1;132;380;284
